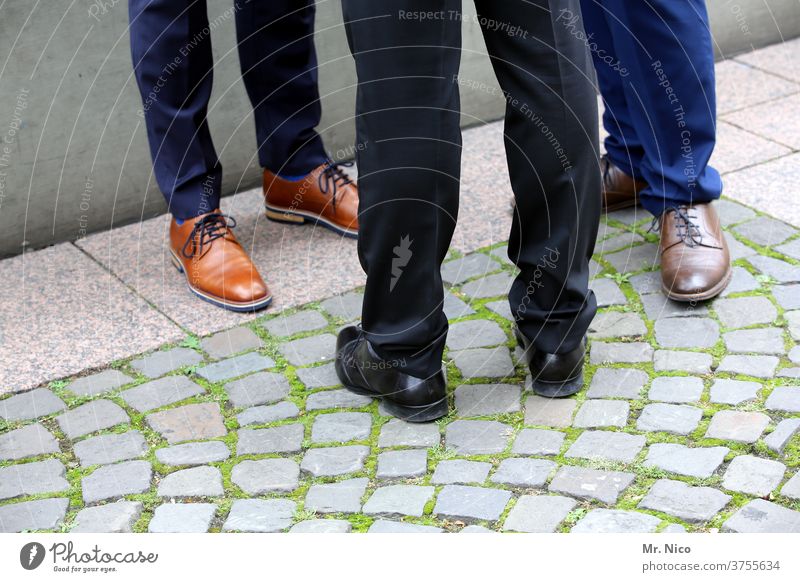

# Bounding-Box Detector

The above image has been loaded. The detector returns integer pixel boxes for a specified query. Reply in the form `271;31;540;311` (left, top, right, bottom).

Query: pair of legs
339;0;600;382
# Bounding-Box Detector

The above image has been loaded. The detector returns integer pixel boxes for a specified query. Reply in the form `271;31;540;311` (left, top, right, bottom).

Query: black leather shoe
335;325;449;422
514;327;586;397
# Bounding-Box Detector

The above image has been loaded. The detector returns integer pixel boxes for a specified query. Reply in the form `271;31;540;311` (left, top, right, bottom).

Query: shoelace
649;205;703;247
181;212;237;259
318;160;354;210
600;156;612;188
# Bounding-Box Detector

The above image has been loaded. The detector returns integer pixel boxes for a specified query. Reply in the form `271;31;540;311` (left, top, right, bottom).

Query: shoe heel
266;207;306;225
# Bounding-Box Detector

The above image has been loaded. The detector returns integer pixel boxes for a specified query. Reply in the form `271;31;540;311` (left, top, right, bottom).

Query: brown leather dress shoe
263;161;359;238
658;203;732;302
601;155;648;211
170;211;272;312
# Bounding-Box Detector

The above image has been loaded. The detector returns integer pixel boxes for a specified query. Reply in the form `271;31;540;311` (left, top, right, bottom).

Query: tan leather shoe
263;161;359;238
658;203;732;302
601;155;648;211
169;211;272;312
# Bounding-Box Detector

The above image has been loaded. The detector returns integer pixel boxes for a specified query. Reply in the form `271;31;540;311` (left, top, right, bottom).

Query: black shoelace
181;212;237;259
318;160;354;210
649;205;703;247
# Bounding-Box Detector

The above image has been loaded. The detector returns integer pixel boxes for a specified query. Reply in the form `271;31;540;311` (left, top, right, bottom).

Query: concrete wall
0;0;798;257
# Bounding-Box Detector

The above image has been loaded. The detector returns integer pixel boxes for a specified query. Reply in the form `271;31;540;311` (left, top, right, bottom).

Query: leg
342;0;462;378
474;0;601;357
234;0;328;176
128;0;221;219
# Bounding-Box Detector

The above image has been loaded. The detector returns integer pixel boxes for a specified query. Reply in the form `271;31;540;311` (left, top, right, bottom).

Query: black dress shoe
335;325;449;422
514;327;586;397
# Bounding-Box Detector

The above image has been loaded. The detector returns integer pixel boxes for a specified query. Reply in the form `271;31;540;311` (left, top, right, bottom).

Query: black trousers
342;0;601;377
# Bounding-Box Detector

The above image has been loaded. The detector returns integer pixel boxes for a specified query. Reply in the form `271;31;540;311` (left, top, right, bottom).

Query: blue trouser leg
235;0;328;176
579;0;723;216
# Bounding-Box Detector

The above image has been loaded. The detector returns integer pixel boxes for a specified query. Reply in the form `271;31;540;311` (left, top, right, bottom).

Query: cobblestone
434;485;511;522
130;348;203;378
638;479;731;523
224;372;291;408
503;495;576;533
0;388;66;421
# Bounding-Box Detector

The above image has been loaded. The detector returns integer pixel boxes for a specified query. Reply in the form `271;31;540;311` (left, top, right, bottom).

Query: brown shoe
170;211;272;312
263;161;359;238
658;203;732;302
601;155;648;211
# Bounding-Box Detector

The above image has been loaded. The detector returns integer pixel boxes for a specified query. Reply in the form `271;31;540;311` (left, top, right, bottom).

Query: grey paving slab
444;293;477;319
774;284;800;310
146;403;227;444
0;388;66;421
722;455;786;497
82;460;153;504
0;423;60;461
724;93;800;149
712;120;791;175
224;371;291;408
304;478;368;514
0;498;70;533
300;445;369;477
780;472;800;500
446;319;507;350
511;428;565;456
573;399;629;428
450;347;516;379
148;503;216;533
654;317;720;349
0;459;70;500
636;403;703;435
222;499;295;532
306;388;372;411
279;334;337;366
590;278;627;307
503;495;576;533
445;420;513;454
130;348;203;378
764;418;800;454
715;59;799;114
587;367;649;400
454;383;521;416
765;386;800;413
723;328;785;355
319;292;363;321
431;460;492;485
460;272;515;299
565;430;646;463
155;441;231;466
237;424;305;455
629;271;663;295
200;326;263;359
571;509;661;533
73;431;148;466
441;253;501;285
648;376;704;403
720;267;760;297
196;352;276;382
590;342;654;364
716;199;757;226
549;466;635;504
747;254;800;283
434;485;512;522
705;410;770;443
71;501;143;533
643;443;729;478
56;400;129;439
237;402;300;426
65;370;135;397
295;362;341;388
722;499;800;533
363;485;435;517
604;243;660;274
588;311;647;339
157;466;224;498
715;296;778;329
311;412;372;443
653;351;713;374
717;354;779;378
709;379;761;405
263;310;328;338
734;37;800;82
732;216;797;247
376;449;428;479
231;459;300;494
641;293;709;320
120;376;205;412
524;395;577;427
490;457;557;487
638;479;730;523
378;419;441;448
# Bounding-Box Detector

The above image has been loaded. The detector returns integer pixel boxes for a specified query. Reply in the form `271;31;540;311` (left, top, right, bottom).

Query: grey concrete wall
0;0;798;257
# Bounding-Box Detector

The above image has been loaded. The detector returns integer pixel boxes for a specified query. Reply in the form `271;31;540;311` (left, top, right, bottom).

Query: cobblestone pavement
2;198;800;534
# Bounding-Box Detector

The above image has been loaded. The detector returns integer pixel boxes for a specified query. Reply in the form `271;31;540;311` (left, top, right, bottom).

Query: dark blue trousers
578;0;722;216
129;0;328;219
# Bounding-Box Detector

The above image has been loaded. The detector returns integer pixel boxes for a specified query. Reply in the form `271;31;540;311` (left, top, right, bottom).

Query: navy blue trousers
129;0;328;219
578;0;722;215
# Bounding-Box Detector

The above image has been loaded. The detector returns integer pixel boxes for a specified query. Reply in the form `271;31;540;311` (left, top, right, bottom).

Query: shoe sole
170;250;273;313
342;383;449;423
514;328;583;398
662;265;733;303
603;196;639;213
265;204;358;239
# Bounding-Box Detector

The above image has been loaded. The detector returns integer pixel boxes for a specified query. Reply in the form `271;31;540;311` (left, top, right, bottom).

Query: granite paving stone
300;445;369;477
222;499;295;532
705;410;770;443
716;199;756;226
653;351;713;374
295;362;341;388
237;402;300;426
722;499;800;533
714;296;778;328
319;292;363;321
434;485;512;522
717;355;779;378
0;459;70;500
777;238;800;261
549;466;635;504
765;386;800;412
71;501;143;533
629;271;663;295
573;399;629;428
636;403;703;435
224;371;291;408
604;243;660;274
773;284;800;310
720;267;760;296
0;498;70;533
709;379;761;405
290;519;351;533
376;449;428;479
780;473;800;500
73;431;148;466
155;441;231;466
641;294;709;320
306;388;372;411
524;395;577;427
748;255;800;283
82;460;153;504
590;342;654;364
454;383;521;416
66;370;134;396
503;495;577;533
445;420;513;454
490;458;557;487
431;460;492;485
764;419;800;454
378;419;440;448
146;403;227;444
511;428;565;456
441;253;501;285
644;444;729;478
200;326;263;359
588;311;647;338
654;318;719;348
196;353;275;382
56;400;129;439
0;423;60;461
590;278;627;307
648;376;704;403
0;388;66;421
368;520;443;533
120;376;205;412
598;231;645;253
638;479;731;523
777;367;800;378
237;425;305;455
231;459;300;494
732;216;797;247
450;347;516;379
587;368;648;399
130;348;203;378
279;334;337;366
311;412;372;443
565;430;646;463
790;346;800;365
157;466;224;498
263;310;328;337
571;509;661;533
446;319;507;350
460;272;515;299
787;311;800;341
444;293;477;319
304;478;369;514
148;503;216;533
722;455;786;497
363;485;435;517
723;328;785;355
